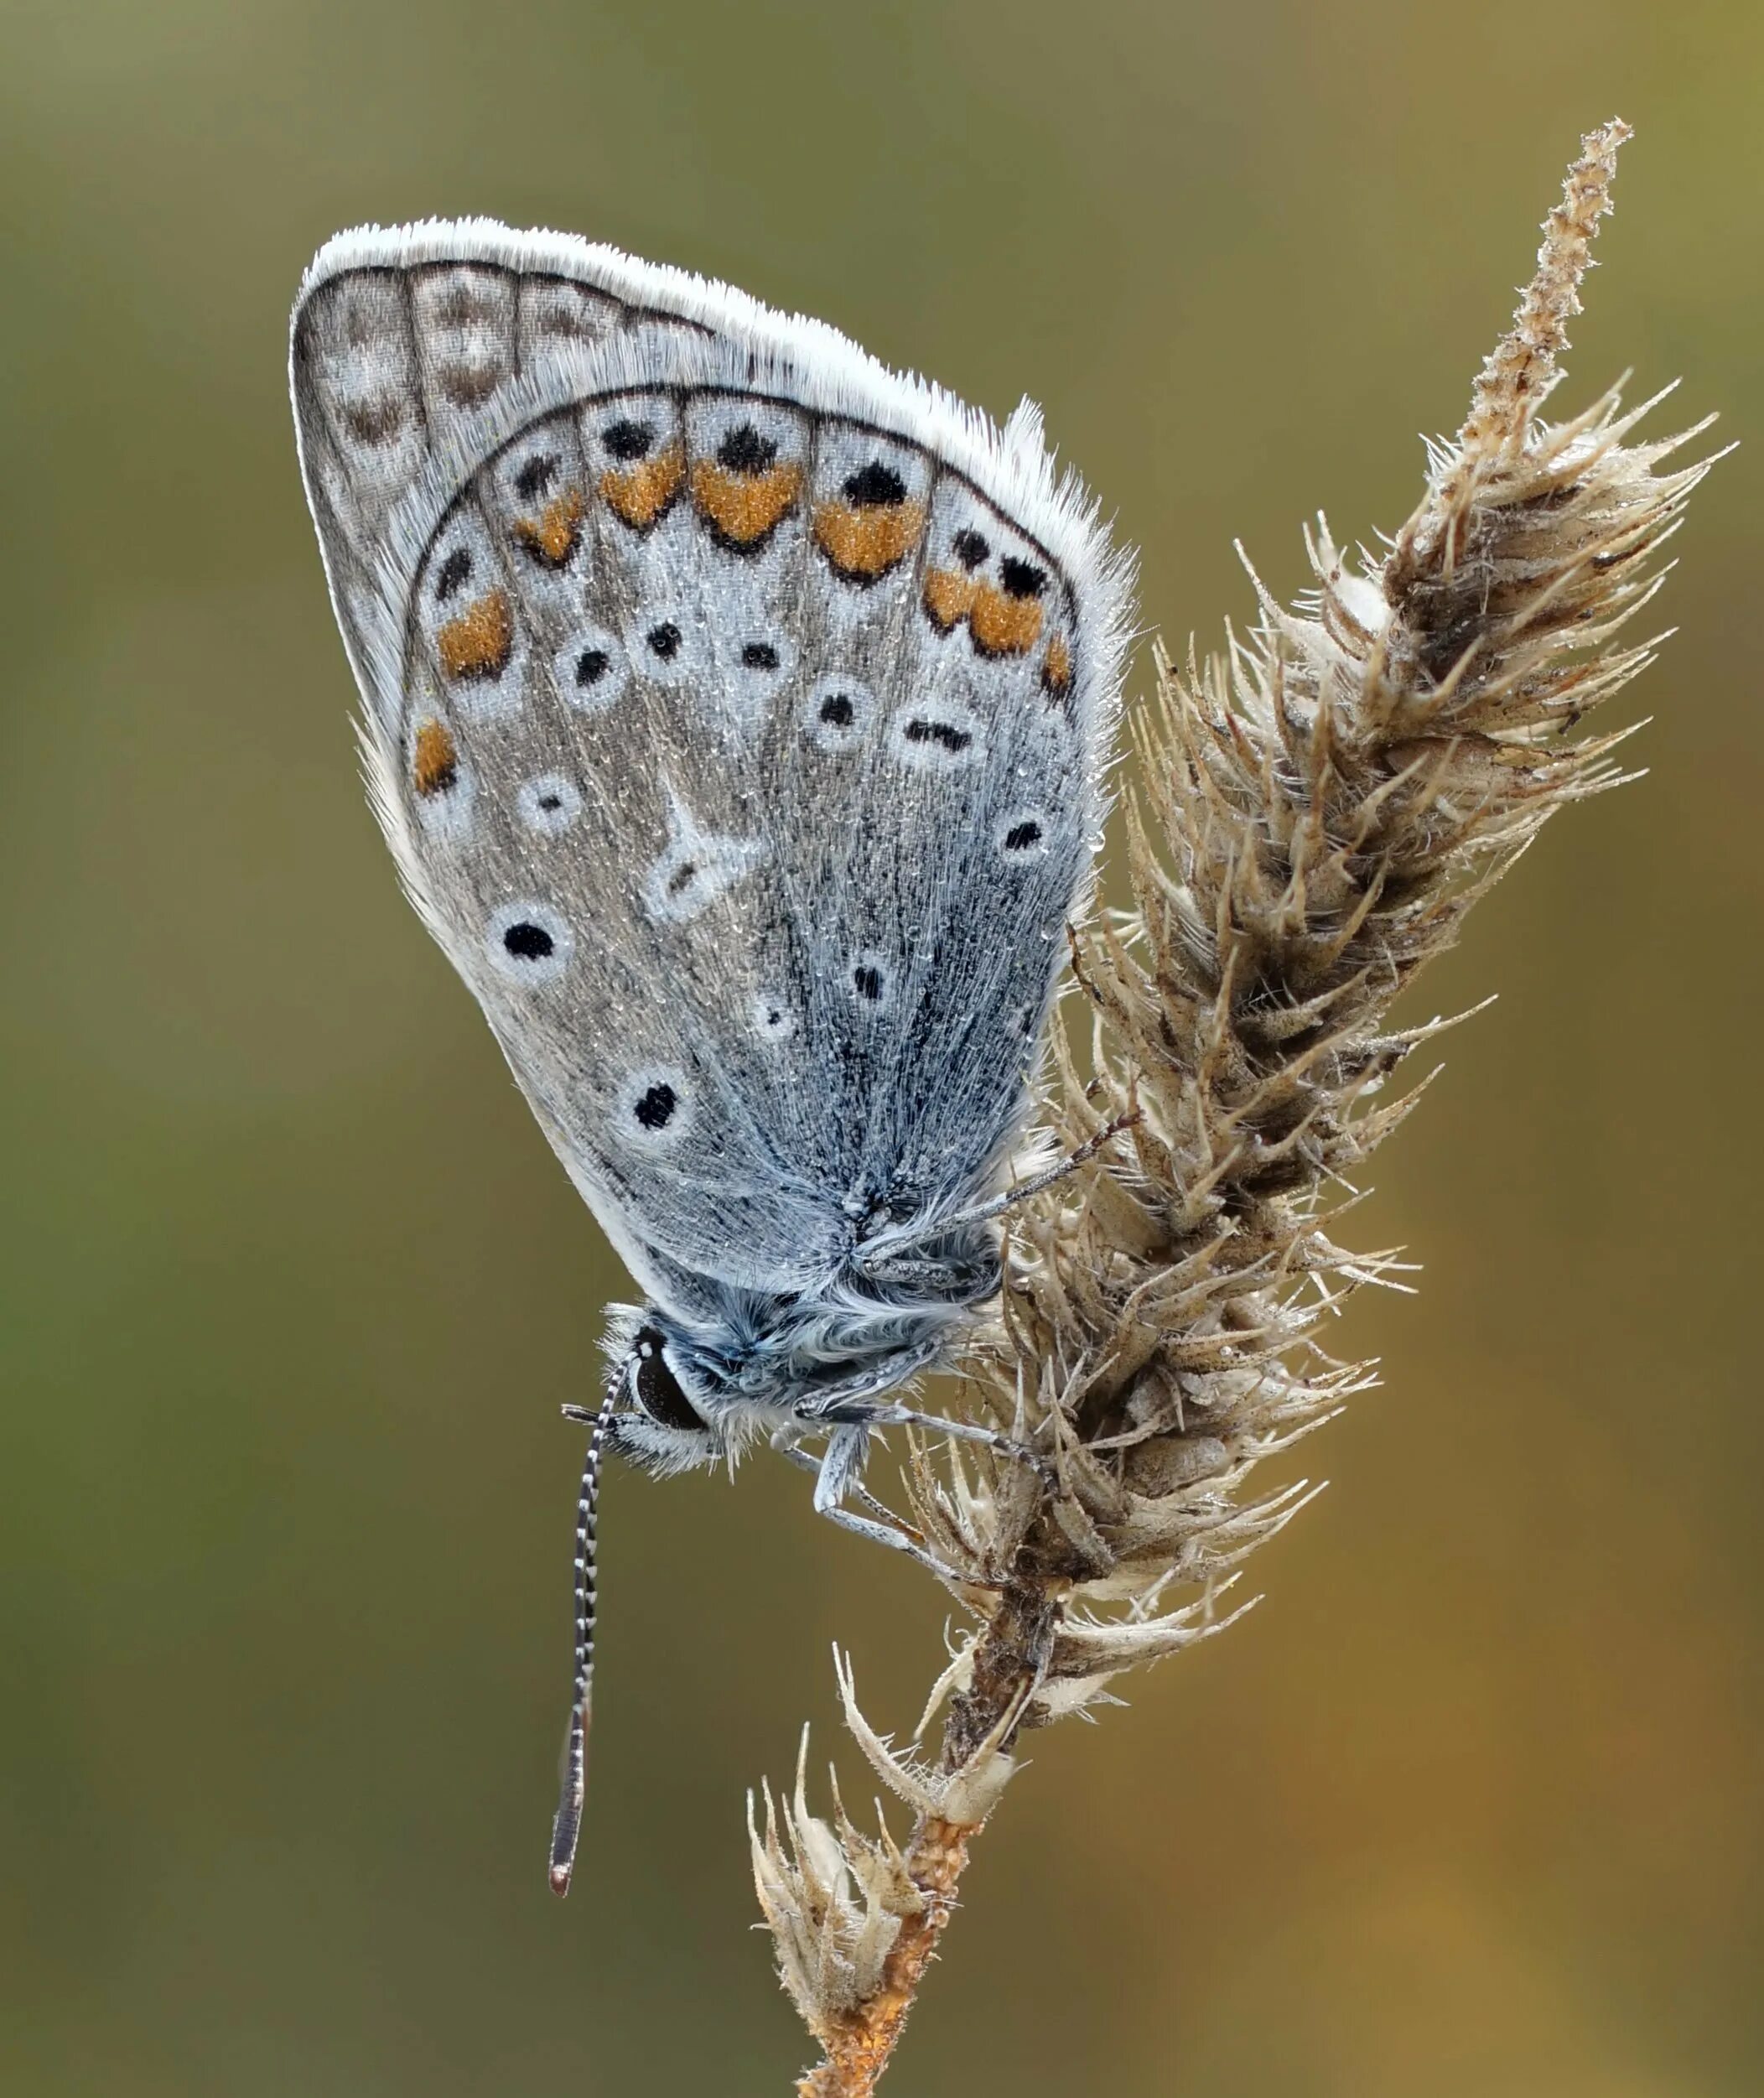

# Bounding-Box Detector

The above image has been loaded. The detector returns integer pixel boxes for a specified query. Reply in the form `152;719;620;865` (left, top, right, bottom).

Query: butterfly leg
817;1398;1055;1488
772;1426;955;1576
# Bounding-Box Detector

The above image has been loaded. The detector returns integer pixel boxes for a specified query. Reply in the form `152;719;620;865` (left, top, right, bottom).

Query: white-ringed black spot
1003;818;1045;853
1000;556;1048;600
843;461;906;506
803;674;875;754
554;627;629;714
754;994;796;1043
848;951;894;1010
905;718;971;754
952;527;989;570
741;641;780;671
633;1081;677;1129
641;802;768;924
516;773;583;837
717;423;778;474
487;901;572;982
513;453;559;500
434;546;472;600
624;610;698;693
602;418;654;460
888;699;984;772
614;1064;694;1151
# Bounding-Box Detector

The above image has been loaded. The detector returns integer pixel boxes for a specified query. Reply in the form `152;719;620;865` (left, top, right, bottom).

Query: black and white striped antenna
548;1375;620;1896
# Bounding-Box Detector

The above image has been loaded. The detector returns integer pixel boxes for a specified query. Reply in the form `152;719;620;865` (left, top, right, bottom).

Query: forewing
291;224;1134;1300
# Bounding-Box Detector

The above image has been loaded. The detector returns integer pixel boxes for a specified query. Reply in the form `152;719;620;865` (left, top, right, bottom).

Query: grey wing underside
290;229;1132;1302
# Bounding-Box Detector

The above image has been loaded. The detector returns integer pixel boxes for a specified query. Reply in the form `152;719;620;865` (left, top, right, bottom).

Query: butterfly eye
630;1331;704;1432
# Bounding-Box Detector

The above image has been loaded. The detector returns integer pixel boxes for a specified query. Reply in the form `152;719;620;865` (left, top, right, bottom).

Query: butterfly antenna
549;1375;620;1897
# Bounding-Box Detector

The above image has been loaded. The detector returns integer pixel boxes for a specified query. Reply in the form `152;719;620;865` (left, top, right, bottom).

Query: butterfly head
604;1316;727;1476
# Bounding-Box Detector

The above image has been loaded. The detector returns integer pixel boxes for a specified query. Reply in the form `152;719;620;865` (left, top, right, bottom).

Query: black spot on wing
716;423;778;473
842;461;907;506
601;419;655;460
434;547;472;601
503;921;554;960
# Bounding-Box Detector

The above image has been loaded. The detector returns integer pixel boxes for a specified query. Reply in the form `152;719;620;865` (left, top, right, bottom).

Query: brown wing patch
438;589;515;682
599;440;685;531
340;397;408;447
412;265;515;413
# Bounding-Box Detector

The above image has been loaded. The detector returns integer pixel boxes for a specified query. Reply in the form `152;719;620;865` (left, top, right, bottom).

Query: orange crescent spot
968;584;1044;658
437;589;515;683
692;460;804;548
812;498;925;582
514;487;585;567
599;441;685;532
921;567;978;632
1040;633;1073;698
412;717;459;797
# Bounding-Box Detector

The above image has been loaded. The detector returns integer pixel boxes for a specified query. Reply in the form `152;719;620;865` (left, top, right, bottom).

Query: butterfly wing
291;223;1134;1306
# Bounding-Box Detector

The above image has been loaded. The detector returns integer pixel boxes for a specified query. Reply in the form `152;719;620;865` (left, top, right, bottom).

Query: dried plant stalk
752;119;1719;2098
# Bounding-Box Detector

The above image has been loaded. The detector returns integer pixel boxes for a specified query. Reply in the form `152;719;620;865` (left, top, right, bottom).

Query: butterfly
288;220;1134;1890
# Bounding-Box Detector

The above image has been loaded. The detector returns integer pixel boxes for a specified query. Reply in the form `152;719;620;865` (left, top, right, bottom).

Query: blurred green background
3;2;1759;2092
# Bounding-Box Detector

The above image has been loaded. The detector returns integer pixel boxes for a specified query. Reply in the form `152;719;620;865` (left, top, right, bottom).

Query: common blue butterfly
289;222;1134;1889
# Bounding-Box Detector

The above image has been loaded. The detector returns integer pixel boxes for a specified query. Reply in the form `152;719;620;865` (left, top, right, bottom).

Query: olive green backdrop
3;2;1758;2092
